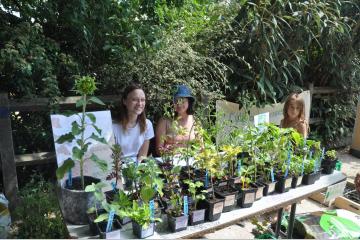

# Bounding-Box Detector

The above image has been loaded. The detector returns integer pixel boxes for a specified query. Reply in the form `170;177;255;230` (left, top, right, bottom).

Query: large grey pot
58;176;100;224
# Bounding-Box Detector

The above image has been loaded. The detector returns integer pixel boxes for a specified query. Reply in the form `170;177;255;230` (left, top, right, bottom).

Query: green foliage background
1;0;360;152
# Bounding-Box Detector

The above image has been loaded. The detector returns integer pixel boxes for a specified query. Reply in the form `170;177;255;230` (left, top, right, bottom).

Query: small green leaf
76;99;85;108
87;207;96;214
94;213;109;223
56;133;75;144
56;158;75;179
93;125;102;135
61;111;77;117
140;186;155;203
72;146;84;160
89;96;105;105
85;183;96;192
90;154;108;171
86;113;96;123
71;121;82;135
90;133;107;144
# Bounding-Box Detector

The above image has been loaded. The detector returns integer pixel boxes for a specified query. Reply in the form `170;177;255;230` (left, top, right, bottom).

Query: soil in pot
167;214;188;232
198;197;224;221
189;209;206;226
214;186;238;212
275;176;292;193
132;222;155;239
59;176;100;224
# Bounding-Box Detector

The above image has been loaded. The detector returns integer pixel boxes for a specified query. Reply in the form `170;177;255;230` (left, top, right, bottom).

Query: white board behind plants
50;110;115;190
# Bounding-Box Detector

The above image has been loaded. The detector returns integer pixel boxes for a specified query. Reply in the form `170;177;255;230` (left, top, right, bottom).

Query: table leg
287;203;297;238
275;208;284;237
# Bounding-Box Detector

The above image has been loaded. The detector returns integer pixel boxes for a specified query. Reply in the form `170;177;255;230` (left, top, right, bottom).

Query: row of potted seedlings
83;123;340;238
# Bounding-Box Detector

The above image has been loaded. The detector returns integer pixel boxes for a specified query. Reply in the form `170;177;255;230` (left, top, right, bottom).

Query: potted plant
85;182;122;238
105;144;122;202
235;165;256;208
184;180;206;225
195;146;225;221
55;76;109;224
124;201;161;239
166;191;189;232
302;140;322;185
321;149;337;174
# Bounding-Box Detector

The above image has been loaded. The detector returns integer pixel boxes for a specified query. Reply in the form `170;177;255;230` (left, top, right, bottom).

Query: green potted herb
183;180;206;225
235;165;256;208
321;149;338;174
55;76;108;224
85;182;122;238
105;144;122;202
302;140;322;185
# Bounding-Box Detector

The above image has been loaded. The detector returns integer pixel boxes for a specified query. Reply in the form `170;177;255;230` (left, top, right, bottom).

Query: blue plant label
270;167;275;182
205;169;209;188
285;149;291;177
237;160;242;176
67;170;72;187
184;196;188;216
301;156;305;176
149;200;155;220
106;210;115;233
111;182;116;192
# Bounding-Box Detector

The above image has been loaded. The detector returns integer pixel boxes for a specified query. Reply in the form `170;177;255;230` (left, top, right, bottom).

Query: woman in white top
112;84;154;161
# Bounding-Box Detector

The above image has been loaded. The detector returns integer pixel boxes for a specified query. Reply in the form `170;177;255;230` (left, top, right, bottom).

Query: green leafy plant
55;76;108;189
183;180;206;211
10;174;68;239
122;201;161;228
325;150;337;161
106;144;122;187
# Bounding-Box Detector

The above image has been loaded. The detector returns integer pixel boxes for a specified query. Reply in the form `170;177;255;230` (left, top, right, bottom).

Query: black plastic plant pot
97;220;122;239
198;197;224;221
214;186;238;212
237;188;256;208
262;181;277;196
120;216;131;225
315;170;321;180
322;165;335;174
302;172;317;185
291;175;303;189
168;214;188;232
105;190;117;203
132;222;155;239
251;183;264;200
189;209;206;226
229;176;242;186
275;176;292;193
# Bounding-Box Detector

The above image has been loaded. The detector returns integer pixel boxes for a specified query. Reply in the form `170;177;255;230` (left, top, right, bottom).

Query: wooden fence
0;85;339;214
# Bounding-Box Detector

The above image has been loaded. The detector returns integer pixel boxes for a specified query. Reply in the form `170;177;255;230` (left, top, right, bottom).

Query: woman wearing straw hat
155;85;197;156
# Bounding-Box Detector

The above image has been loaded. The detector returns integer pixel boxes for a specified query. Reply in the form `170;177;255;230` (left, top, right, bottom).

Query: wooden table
67;171;346;239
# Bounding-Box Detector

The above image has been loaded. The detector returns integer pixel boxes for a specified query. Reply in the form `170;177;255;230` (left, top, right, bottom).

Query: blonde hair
282;93;305;127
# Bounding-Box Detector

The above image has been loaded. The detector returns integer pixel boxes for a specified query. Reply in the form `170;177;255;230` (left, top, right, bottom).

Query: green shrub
10;174;68;239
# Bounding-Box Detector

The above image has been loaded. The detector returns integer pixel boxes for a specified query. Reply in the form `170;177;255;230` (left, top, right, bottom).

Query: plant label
256;187;264;199
192;209;205;223
149;200;155;220
67;170;72;187
270;167;275;182
254;112;269;130
111;182;116;192
244;192;255;204
205;169;209;188
324;180;346;202
237;160;241;176
213;202;224;215
106;210;115;233
224;195;236;207
184;196;188;216
268;182;276;193
218;181;227;187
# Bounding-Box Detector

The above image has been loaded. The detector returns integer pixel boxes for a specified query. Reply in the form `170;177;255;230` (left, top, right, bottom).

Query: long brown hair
114;84;147;133
282;93;305;127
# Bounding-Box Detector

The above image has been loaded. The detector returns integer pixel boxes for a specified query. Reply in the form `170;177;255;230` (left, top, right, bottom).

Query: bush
10;174;68;239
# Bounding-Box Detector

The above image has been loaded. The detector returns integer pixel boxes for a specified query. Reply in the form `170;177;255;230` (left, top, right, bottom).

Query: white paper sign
50;110;115;189
324;180;346;202
254;112;269;127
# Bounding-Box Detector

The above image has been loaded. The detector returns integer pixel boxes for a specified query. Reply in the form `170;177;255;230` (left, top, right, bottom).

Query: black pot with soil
302;171;319;185
189;209;206;226
251;182;265;200
262;181;277;196
132;222;155;239
167;214;188;232
291;175;303;189
87;210;122;238
321;158;337;174
58;176;100;224
214;185;238;212
198;197;224;221
275;175;293;193
236;187;256;208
